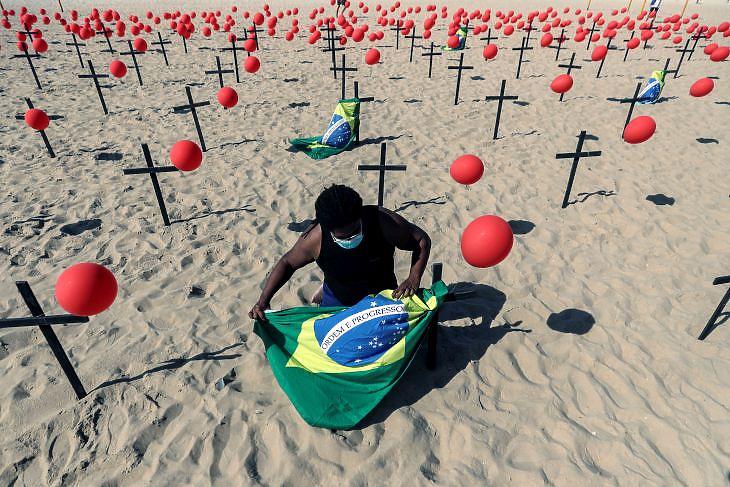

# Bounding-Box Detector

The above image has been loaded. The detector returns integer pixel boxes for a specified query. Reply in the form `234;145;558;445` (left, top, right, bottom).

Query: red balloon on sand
365;48;380;65
170;140;203;171
710;46;729;62
245;55;260;73
55;263;118;316
109;60;127;78
460;215;514;268
217;86;238;107
133;37;147;52
483;44;498;60
550;74;573;94
689;78;714;97
450;154;484;185
623;116;656;144
24;108;49;131
591;44;608;61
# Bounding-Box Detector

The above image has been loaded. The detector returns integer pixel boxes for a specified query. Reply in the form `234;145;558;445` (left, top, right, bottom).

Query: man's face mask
331;221;363;250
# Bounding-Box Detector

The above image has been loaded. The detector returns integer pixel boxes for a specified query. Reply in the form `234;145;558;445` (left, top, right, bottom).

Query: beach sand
0;0;728;484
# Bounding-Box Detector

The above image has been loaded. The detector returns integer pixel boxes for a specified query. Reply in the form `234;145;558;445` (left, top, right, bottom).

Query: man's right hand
248;301;271;321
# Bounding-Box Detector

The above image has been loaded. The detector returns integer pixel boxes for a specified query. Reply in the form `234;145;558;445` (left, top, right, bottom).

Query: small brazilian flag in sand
254;282;447;429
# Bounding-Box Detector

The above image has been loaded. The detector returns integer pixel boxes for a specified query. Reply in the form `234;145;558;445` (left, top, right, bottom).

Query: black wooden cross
357;142;407;207
421;42;442;79
512;36;532;79
688;30;706;61
249;23;262;51
698;276;730;340
205;55;234;88
673;37;693;79
619;81;644;137
78;59;110;115
0;281;90;399
585;20;600;50
65;32;85;68
122;143;180;226
623;31;635;62
172;86;210;152
331;53;357;100
58;0;63;12
548;28;568;61
321;25;343;79
119;39;144;86
222;38;246;83
596;37;615;78
391;23;405;50
555;130;602;208
447;52;474;105
405;26;422;63
484;79;519;140
21;98;55;157
558;53;581;101
180;32;189;54
12;44;42;89
95;23;115;54
353;81;375;144
480;27;498;45
152;31;172;66
662;57;677;81
523;18;535;48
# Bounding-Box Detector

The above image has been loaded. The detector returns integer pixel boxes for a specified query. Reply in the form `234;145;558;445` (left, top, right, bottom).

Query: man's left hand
393;274;421;300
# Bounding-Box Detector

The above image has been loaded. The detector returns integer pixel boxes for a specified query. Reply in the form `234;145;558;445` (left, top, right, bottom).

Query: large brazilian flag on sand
254;281;448;429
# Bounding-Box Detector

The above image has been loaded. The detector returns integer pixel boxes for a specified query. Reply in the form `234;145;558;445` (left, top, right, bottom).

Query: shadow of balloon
547;308;595;335
508;219;535;235
646;193;675;206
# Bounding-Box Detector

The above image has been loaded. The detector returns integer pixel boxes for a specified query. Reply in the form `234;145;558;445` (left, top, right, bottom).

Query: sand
0;0;729;484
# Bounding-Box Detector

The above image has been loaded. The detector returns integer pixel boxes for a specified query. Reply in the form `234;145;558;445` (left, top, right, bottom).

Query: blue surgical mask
331;228;364;250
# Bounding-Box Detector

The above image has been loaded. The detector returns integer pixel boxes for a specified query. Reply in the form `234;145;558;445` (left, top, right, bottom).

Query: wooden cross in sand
547;28;568;61
65;32;86;68
484;80;519;140
12;43;42;90
19;98;55;157
152;32;172;66
205;55;234;88
622;31;636;62
405;26;422;63
447;52;474;106
331;54;357;100
480;27;498;45
585;20;600;50
222;38;246;83
78;59;111;115
558;53;582;102
172;86;211;152
688;30;707;61
673;38;694;79
358;143;407;207
698;276;730;340
390;23;405;50
512;36;533;79
0;282;90;399
320;25;344;79
555;130;602;209
95;23;115;54
352;81;375;143
119;39;145;86
122;143;180;226
421;42;442;79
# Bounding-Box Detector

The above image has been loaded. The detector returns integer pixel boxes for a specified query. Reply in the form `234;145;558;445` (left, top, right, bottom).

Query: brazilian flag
289;98;361;160
442;26;468;51
254;282;448;429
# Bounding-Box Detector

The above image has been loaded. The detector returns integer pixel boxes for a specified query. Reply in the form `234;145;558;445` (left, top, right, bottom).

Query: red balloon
24;108;49;131
703;42;718;55
550;74;573;93
217;86;238;107
447;35;459;48
627;37;640;49
109;60;127;78
710;46;729;62
243;38;257;52
689;77;714;97
483;43;498;59
365;48;380;65
591;44;608;61
55;263;117;316
245;55;261;73
540;32;553;47
450;154;484;185
170;140;202;171
623;116;656;144
460;215;514;268
133;37;147;52
32;38;48;53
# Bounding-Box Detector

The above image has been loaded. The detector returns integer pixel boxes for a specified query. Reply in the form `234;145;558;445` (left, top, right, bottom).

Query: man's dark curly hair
315;184;363;230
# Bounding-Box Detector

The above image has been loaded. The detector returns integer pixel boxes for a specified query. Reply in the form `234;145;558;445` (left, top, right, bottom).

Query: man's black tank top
316;205;397;306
